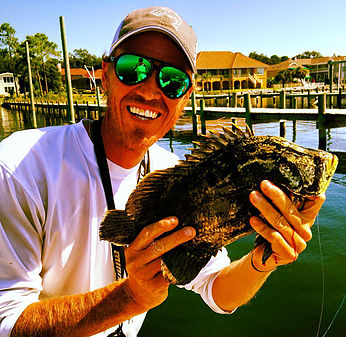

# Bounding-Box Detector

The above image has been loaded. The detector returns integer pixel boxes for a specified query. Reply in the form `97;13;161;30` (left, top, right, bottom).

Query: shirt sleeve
0;166;44;337
179;247;235;314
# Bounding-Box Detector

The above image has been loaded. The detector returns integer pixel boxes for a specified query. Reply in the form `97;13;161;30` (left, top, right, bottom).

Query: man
0;7;324;337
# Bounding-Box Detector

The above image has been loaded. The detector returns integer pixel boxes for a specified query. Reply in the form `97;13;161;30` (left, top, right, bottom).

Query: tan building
195;51;268;91
267;59;310;79
267;56;346;84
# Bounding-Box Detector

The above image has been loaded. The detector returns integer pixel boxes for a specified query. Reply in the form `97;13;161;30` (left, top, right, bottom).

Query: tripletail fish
99;124;338;285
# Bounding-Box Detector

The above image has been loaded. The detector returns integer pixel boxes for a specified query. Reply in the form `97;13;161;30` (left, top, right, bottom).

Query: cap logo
150;8;183;31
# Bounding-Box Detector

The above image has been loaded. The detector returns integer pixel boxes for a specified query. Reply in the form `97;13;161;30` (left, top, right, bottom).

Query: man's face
102;31;193;152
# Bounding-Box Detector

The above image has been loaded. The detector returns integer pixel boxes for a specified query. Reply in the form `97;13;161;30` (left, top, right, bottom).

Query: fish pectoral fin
99;210;136;245
161;245;214;285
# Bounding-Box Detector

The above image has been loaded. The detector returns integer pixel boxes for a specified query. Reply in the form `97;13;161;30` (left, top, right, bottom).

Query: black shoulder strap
90;118;150;280
90;118;150;337
91;118;115;210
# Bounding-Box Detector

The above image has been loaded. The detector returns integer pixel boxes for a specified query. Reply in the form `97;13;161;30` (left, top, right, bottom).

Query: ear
101;61;109;92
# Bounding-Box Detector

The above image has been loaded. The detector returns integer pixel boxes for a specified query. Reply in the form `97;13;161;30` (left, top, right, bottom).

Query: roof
60;68;102;79
267;59;310;72
0;72;14;77
196;51;268;70
268;55;346;70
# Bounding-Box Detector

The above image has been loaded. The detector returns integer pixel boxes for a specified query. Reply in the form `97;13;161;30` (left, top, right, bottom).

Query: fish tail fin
99;210;136;246
254;235;273;265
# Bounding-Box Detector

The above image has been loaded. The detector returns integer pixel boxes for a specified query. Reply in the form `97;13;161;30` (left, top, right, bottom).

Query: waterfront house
267;56;346;85
0;73;17;96
59;67;102;91
195;51;268;91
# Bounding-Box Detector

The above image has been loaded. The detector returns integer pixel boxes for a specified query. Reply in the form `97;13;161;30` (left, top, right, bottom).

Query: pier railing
186;92;346;151
2;90;346;151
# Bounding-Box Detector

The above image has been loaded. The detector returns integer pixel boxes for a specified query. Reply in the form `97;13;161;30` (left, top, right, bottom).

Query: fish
99;124;338;285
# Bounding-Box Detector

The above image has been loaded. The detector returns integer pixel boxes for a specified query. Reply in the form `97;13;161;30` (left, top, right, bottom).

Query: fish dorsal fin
222;123;253;139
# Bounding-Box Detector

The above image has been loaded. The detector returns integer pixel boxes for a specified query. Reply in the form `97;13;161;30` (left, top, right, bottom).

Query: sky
1;0;346;59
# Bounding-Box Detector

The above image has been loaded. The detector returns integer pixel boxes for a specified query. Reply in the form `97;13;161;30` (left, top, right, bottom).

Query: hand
124;217;195;311
249;180;326;272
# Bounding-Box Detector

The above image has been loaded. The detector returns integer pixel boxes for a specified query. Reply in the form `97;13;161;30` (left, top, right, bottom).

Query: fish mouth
127;106;161;120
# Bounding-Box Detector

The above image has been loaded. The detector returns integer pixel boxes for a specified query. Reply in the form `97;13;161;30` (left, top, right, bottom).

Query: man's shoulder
0;122;86;173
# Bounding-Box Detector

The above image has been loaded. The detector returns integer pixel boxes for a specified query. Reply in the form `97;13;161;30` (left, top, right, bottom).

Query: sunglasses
110;53;192;99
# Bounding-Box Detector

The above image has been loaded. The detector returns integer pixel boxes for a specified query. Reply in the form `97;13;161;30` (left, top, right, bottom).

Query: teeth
129;106;159;119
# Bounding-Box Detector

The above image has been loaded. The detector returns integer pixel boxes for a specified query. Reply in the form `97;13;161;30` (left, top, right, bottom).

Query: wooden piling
318;94;327;150
279;120;286;138
60;16;75;123
191;91;198;138
25;40;37;128
280;91;286;109
244;93;252;131
200;99;206;135
232;92;237;108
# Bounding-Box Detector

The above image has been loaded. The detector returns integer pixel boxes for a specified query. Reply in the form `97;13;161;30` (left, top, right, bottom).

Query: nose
136;70;162;101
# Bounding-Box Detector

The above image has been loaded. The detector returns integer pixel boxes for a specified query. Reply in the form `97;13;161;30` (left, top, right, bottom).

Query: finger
249;216;288;248
259;180;302;228
130;217;179;251
250;217;302;262
143;226;196;262
301;194;326;223
255;181;314;241
127;256;163;280
249;192;307;253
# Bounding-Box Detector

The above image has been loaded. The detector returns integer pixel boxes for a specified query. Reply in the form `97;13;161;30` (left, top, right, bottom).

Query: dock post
279;121;286;138
279;91;286;109
232;92;237;108
244;93;252;131
200;99;206;135
337;88;342;109
25;40;37;128
191;91;198;138
59;16;75;123
318;94;327;150
228;93;231;107
307;89;311;108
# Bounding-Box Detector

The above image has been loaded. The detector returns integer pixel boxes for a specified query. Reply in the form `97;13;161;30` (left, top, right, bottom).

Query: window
257;68;265;75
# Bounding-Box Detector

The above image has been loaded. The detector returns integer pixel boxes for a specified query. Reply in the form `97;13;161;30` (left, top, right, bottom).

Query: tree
274;69;293;87
249;52;290;65
69;49;102;69
0;23;19;95
293;50;323;59
292;66;308;84
26;33;60;95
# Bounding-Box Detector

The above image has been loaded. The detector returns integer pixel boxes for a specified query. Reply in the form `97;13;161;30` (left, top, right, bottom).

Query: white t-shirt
0;120;230;337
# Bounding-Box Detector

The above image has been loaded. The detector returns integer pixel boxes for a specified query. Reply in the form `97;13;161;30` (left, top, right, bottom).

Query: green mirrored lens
116;55;151;84
159;67;190;98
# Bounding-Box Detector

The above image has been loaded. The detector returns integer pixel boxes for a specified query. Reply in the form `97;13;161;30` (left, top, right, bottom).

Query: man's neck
83;119;147;169
101;119;148;169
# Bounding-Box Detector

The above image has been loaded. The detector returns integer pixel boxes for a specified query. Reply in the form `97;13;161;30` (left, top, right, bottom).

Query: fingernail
250;191;260;202
261;180;271;189
184;228;195;237
168;217;178;225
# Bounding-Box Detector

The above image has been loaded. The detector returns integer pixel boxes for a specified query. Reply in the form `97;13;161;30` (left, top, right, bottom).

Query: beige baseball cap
108;6;197;73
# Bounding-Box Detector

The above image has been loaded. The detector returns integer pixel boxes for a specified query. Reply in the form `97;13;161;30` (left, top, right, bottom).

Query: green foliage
293;50;323;59
69;49;102;69
274;66;309;86
249;52;289;65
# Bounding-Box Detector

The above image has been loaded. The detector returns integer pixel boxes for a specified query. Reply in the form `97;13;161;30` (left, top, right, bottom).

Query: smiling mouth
128;106;161;120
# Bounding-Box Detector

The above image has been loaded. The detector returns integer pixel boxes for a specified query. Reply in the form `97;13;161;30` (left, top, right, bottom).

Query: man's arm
212;180;326;312
11;218;195;337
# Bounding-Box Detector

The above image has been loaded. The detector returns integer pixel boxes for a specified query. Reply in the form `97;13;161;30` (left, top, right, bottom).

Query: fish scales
99;124;338;285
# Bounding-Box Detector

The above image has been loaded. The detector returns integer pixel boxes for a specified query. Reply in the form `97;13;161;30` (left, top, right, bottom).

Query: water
1;108;345;337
